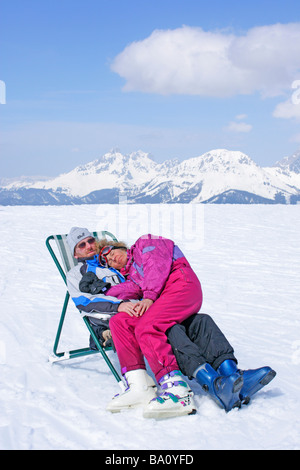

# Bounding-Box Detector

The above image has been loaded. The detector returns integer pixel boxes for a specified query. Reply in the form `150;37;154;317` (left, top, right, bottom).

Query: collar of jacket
120;250;133;276
77;254;99;266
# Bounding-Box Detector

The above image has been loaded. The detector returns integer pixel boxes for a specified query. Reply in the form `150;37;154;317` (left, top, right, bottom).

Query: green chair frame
46;230;122;385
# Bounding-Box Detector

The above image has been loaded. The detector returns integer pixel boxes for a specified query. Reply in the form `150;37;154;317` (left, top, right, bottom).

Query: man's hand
102;329;112;346
133;299;154;316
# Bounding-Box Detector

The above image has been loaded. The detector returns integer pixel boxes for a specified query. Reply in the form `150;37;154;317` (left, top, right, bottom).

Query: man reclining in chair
66;226;136;351
66;226;276;417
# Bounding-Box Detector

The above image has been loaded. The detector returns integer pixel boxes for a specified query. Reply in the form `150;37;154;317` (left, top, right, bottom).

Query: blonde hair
96;238;128;254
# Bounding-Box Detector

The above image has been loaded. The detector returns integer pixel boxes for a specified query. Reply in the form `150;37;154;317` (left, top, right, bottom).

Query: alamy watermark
291;340;300;365
0;340;6;365
291;79;300;105
95;194;204;247
0;80;6;104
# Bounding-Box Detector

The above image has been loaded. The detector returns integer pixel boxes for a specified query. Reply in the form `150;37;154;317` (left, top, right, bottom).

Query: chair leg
50;293;105;363
83;316;121;383
51;291;70;359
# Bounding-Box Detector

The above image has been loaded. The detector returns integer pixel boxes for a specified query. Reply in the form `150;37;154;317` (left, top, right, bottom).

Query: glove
79;272;111;294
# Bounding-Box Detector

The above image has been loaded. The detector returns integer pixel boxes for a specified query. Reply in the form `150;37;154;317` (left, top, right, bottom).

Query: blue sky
1;0;300;178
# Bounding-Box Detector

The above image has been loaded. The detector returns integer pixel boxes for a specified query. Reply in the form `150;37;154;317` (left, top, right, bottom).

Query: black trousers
89;312;237;378
166;313;237;378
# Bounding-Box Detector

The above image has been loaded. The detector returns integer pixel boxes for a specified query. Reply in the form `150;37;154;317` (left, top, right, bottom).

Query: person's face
106;248;128;270
74;236;97;259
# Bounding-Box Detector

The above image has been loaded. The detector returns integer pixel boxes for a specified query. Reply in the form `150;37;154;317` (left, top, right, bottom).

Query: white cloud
235;114;248;121
273;80;300;121
273;98;300;120
111;23;300;98
291;132;300;143
224;121;253;133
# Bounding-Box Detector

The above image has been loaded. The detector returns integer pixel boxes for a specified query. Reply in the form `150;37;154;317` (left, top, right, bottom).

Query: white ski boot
106;369;157;413
143;370;196;419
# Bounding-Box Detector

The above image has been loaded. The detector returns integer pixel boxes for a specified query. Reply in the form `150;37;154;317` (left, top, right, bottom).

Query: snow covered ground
0;203;299;450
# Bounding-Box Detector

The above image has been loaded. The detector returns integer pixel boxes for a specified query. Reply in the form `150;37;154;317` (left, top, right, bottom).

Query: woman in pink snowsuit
102;234;203;418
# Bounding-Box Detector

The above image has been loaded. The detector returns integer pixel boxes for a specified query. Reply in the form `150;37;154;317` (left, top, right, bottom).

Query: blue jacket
66;255;126;315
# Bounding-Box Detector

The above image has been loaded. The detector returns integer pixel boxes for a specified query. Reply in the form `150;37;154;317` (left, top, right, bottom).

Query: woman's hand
134;299;154;317
117;301;140;317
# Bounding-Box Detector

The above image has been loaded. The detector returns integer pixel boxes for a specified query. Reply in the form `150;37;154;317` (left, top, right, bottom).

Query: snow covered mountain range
1;148;300;205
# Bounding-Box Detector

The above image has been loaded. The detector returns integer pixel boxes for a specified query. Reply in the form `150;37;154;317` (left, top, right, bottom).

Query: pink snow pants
109;259;203;382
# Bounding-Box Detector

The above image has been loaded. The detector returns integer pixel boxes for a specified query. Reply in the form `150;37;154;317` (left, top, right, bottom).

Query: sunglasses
77;237;96;250
99;245;116;267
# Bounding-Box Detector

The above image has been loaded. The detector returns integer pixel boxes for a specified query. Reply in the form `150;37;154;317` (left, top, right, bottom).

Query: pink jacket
107;234;188;302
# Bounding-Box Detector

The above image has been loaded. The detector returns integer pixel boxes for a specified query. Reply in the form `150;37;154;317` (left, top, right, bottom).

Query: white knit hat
67;227;93;254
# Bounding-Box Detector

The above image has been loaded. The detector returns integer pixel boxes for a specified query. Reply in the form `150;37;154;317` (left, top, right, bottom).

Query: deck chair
46;230;122;387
